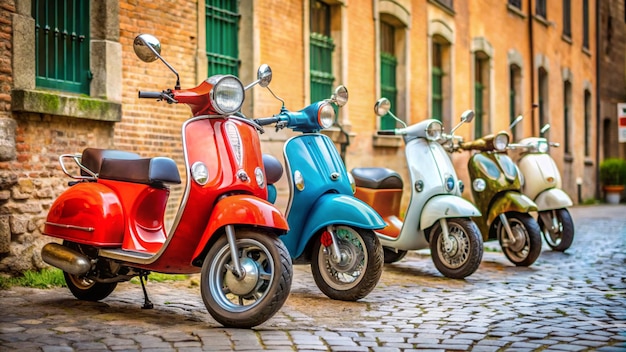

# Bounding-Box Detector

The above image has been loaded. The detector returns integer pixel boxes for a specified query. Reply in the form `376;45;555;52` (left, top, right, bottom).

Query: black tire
311;226;383;301
62;242;117;301
496;212;542;266
538;208;574;252
200;229;292;328
429;218;483;279
383;247;408;264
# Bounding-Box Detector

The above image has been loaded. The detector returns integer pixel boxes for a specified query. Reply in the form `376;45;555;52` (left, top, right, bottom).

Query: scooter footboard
535;188;573;210
420;195;481;230
486;192;538;227
192;195;289;260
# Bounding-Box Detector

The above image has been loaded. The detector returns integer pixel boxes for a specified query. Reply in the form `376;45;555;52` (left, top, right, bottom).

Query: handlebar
377;130;396;136
138;91;164;99
254;116;281;126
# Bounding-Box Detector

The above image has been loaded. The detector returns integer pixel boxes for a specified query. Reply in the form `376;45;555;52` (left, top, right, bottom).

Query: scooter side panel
44;182;124;246
191;194;290;260
419;194;481;230
534;188;573;210
486;192;538;229
518;153;561;200
290;193;386;258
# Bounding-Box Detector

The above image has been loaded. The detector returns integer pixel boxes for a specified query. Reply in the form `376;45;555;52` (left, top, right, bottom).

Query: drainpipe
528;0;535;134
595;0;601;199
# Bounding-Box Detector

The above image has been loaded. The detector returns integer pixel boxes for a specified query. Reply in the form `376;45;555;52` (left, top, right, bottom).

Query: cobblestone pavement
1;205;625;351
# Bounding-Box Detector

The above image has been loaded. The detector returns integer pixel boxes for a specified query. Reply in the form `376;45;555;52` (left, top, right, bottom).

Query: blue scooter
255;86;385;301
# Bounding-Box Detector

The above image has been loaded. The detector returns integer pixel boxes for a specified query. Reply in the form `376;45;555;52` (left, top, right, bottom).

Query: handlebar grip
254;117;281;126
377;130;396;136
138;91;163;99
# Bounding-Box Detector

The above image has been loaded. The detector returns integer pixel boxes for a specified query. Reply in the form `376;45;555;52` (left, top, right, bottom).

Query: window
474;55;488;138
563;81;572;154
538;67;549;130
563;0;571;38
509;65;522;141
206;0;240;75
33;0;90;94
508;0;522;9
582;0;590;49
536;0;547;18
432;42;444;122
380;21;398;129
310;0;335;103
584;90;592;157
432;0;454;12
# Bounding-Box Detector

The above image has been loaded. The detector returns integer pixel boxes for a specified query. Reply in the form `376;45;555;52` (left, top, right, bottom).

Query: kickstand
139;273;154;309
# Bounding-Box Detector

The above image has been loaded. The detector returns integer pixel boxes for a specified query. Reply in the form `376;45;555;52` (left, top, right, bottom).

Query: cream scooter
509;118;575;251
351;99;483;279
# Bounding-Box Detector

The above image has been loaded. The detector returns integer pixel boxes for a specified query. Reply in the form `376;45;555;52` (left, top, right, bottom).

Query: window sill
564;153;574;163
373;134;403;148
507;4;526;19
584;157;594;166
533;14;551;27
582;46;591;57
562;35;572;44
11;89;122;122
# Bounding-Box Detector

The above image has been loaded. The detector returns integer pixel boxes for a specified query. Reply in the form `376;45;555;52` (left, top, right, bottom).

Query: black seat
82;148;181;186
351;167;403;189
262;154;283;185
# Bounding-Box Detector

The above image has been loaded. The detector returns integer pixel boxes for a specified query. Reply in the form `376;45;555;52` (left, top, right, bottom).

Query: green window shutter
474;82;484;138
432;66;443;122
310;32;335;103
380;52;398;129
206;0;240;76
33;0;90;94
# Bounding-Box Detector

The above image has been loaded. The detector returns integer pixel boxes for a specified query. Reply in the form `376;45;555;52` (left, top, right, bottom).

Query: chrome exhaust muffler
41;243;92;276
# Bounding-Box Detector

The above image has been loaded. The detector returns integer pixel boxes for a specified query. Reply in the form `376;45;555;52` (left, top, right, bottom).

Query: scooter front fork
498;213;517;246
225;224;244;278
439;219;455;252
321;226;344;264
539;210;558;234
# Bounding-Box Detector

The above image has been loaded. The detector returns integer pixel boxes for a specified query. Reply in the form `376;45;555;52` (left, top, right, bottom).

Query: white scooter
351;98;483;279
509;117;575;251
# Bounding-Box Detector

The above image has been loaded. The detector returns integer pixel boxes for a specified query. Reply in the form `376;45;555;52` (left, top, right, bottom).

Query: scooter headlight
493;132;510;151
191;162;209;185
537;140;549;153
473;178;486;192
425;121;443;141
318;103;335;129
210;75;245;115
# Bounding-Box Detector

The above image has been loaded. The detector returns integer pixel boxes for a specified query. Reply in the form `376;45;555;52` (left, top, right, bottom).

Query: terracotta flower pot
603;185;625;204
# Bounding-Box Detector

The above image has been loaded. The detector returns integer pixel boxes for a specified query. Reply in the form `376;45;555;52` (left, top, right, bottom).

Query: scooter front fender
192;195;289;260
534;188;573;210
420;195;481;230
292;193;386;257
487;192;538;227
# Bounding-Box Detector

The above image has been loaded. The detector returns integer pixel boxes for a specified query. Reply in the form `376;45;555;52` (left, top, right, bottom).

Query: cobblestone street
1;205;625;351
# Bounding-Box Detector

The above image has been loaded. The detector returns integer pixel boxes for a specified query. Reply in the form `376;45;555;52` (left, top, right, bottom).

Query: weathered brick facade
1;0;610;274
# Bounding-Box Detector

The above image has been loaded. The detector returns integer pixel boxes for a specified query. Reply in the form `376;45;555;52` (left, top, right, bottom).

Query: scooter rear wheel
429;218;483;279
62;242;117;301
311;226;383;301
497;212;542;266
538;208;574;252
200;229;292;328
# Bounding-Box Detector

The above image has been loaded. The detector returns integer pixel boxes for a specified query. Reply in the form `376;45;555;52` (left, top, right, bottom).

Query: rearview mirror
509;115;524;130
540;123;551;135
461;110;475;123
133;34;161;63
257;64;272;88
374;98;391;117
332;86;349;107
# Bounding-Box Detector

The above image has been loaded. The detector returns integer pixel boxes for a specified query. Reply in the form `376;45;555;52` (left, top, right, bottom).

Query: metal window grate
432;66;443;122
33;0;90;94
508;0;522;9
206;0;240;76
536;0;547;18
380;52;398;129
583;0;589;48
474;82;484;138
563;0;571;37
310;32;335;103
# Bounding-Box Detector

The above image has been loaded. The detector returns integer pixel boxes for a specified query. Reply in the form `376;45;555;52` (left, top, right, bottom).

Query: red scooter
41;34;292;328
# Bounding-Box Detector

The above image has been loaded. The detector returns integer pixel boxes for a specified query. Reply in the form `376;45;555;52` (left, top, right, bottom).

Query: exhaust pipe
41;243;92;276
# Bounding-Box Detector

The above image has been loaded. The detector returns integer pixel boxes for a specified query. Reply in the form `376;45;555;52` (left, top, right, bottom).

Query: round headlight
425;121;443;141
473;178;486;192
254;167;265;188
537;141;549;153
210;75;244;115
318;103;335;129
494;132;510;151
191;162;209;185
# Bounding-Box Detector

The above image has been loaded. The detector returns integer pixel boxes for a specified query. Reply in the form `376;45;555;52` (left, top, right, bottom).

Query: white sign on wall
619;103;626;143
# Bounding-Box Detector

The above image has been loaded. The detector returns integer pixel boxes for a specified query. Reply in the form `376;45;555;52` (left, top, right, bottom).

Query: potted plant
599;158;626;204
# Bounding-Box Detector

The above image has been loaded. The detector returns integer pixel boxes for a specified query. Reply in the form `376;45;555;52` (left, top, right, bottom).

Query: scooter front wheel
311;226;383;301
200;229;292;328
538;208;574;252
497;212;542;266
429;218;483;279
